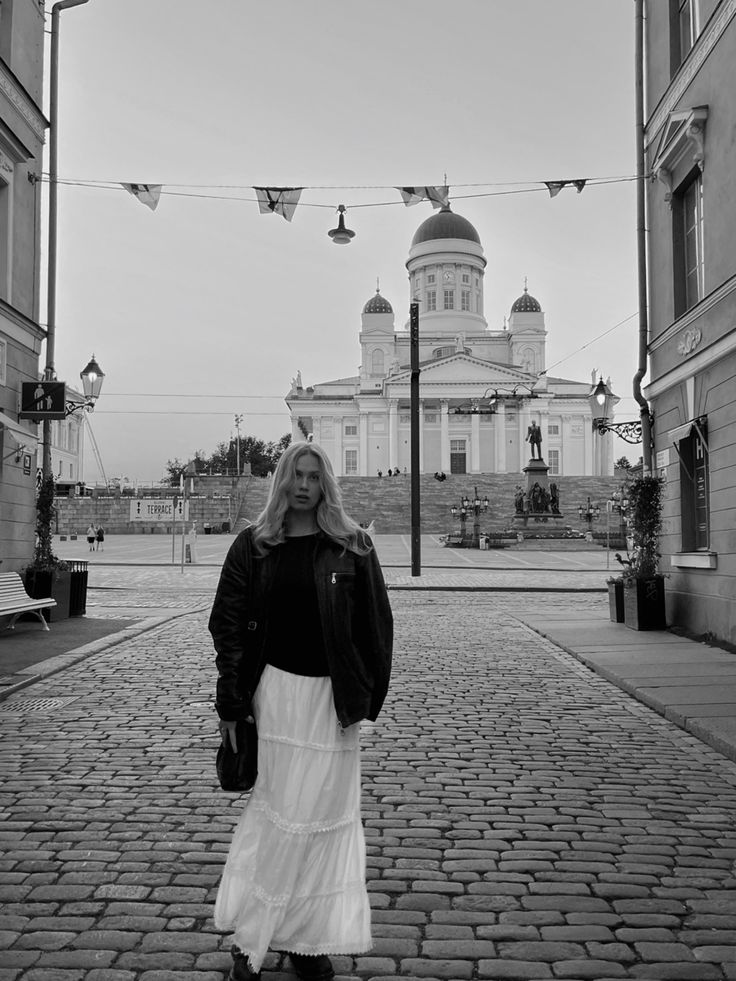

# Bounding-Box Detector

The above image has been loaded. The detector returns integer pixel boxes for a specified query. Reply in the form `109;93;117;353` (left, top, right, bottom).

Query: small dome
411;205;481;246
511;286;542;313
363;290;393;314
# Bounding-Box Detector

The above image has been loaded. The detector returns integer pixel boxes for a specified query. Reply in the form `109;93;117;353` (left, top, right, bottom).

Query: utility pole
234;414;243;475
410;301;421;576
43;0;90;478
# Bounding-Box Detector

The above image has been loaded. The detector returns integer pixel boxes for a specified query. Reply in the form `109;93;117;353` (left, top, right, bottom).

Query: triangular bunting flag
397;186;450;210
544;179;587;198
121;183;162;211
253;187;303;221
544;181;566;198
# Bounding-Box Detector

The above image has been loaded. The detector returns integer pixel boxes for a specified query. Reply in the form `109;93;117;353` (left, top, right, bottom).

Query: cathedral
286;205;616;477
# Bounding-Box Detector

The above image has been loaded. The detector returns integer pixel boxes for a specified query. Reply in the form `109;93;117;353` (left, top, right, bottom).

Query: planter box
23;568;72;622
623;575;666;631
608;580;625;622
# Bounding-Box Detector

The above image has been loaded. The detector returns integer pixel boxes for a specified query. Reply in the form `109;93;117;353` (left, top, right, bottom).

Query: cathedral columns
419;400;425;473
333;415;343;476
440;400;451;472
359;413;369;476
494;402;506;473
470;411;481;473
388;400;399;471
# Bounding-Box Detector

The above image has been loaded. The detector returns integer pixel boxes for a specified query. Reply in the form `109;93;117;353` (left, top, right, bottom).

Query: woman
86;524;96;552
95;525;105;551
209;441;393;981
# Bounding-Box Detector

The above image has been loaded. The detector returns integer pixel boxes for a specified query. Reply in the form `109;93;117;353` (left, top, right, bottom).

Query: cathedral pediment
386;353;536;390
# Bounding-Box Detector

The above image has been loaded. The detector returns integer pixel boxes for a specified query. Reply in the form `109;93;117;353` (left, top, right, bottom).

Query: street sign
129;499;189;522
19;381;67;419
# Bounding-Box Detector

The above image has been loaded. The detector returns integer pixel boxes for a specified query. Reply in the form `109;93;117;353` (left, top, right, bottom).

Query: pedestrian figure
210;440;393;981
95;525;105;551
526;420;543;460
86;524;96;552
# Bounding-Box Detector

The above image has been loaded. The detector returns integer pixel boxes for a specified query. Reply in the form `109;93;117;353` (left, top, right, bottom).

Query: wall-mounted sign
19;381;67;419
656;449;670;470
22;453;32;475
129;499;189;522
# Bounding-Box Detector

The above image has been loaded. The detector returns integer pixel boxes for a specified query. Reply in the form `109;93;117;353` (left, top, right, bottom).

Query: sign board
129;499;189;522
20;381;67;419
655;448;670;470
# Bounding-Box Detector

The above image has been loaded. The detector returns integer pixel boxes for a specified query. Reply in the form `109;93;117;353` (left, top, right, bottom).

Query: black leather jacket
209;527;393;728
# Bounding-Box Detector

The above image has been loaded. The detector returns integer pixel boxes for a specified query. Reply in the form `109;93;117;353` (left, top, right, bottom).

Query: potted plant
615;475;666;631
23;473;72;621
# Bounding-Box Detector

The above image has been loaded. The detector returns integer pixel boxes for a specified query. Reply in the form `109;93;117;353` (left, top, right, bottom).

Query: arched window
372;349;385;374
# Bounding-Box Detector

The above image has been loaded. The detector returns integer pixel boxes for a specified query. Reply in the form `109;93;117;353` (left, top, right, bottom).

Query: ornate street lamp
66;355;105;415
589;376;644;444
450;486;489;546
578;496;601;532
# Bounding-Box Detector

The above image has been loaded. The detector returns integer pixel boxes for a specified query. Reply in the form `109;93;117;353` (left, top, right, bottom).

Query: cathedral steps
233;472;624;537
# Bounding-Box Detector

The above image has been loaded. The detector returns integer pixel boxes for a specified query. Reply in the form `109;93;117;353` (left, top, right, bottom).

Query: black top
264;534;329;677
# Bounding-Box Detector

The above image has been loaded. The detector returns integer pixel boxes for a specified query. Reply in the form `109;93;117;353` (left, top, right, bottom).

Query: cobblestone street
2;585;736;981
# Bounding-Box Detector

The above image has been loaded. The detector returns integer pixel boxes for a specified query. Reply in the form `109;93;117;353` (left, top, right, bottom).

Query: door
450;439;467;474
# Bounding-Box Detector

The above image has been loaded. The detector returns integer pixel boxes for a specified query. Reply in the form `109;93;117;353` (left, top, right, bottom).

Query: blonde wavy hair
251;441;372;555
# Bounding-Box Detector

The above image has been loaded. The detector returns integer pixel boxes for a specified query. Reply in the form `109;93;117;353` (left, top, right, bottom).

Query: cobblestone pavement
2;591;736;981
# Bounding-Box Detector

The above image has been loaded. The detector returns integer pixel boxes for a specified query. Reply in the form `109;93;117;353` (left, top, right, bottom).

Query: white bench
0;572;56;631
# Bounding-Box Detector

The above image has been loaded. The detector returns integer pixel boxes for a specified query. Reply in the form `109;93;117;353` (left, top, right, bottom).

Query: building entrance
450;439;467;474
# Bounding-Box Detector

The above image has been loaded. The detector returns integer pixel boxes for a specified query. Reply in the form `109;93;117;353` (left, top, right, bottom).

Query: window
433;345;456;359
461;273;470;284
443;290;454;310
345;449;358;475
548;449;560;475
548;424;560;436
427;290;436;311
676;0;700;64
344;419;357;437
673;173;704;316
461;289;471;311
0;174;9;301
678;418;709;551
427;273;435;284
371;349;385;375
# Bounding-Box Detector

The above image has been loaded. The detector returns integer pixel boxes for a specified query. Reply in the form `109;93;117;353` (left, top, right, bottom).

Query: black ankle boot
229;946;260;981
289;953;335;981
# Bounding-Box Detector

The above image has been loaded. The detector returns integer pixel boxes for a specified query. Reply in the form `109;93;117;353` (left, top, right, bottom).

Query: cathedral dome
362;289;393;314
411;205;481;246
511;286;542;313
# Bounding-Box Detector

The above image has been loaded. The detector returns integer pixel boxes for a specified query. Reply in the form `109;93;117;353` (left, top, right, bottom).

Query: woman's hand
218;720;238;752
218;714;255;753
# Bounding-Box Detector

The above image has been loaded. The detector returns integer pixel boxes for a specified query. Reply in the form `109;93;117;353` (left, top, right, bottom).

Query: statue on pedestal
526;421;543;460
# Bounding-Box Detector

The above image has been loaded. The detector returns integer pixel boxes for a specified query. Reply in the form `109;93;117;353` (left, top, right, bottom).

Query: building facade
643;0;736;645
287;206;617;478
0;0;47;570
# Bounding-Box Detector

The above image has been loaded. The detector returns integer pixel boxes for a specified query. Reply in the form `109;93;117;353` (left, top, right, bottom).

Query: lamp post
578;496;601;536
234;414;243;475
450;487;489;547
43;0;91;479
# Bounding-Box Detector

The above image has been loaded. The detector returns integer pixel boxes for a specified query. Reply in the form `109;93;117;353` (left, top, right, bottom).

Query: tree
163;434;291;485
615;455;632;471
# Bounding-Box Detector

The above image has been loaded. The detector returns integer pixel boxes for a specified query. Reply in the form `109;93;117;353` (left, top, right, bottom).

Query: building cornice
645;0;736;145
645;330;736;399
0;59;48;144
649;272;736;353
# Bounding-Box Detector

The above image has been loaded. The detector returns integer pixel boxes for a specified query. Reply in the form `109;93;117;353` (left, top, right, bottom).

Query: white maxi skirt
214;664;372;972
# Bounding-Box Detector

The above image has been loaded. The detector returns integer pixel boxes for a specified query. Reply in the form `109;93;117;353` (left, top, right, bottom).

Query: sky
45;0;642;485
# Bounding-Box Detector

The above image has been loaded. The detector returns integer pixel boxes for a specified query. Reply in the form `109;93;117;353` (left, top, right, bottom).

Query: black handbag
216;717;258;792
